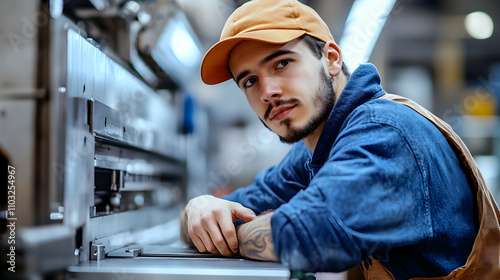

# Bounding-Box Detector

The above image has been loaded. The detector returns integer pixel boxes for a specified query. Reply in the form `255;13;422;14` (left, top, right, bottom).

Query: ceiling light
465;11;494;40
339;0;397;72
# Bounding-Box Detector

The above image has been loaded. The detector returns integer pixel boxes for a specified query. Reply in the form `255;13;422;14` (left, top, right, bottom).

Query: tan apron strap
360;258;395;280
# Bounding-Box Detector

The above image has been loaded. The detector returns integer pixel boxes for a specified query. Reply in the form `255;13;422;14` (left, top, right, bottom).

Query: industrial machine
0;0;290;279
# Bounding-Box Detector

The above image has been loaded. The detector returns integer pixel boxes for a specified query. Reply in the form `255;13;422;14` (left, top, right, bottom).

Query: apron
361;94;500;279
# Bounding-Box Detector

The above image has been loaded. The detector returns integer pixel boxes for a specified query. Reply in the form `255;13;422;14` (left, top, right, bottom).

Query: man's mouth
270;105;296;121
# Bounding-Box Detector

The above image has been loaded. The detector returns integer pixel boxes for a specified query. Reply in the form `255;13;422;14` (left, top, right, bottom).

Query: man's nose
260;77;282;103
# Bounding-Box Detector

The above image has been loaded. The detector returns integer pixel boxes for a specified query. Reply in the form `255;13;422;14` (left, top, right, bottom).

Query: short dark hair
300;34;351;78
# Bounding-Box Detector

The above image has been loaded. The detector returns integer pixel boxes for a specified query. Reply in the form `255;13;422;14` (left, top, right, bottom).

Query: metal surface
67;257;290;280
88;208;180;253
65;28;185;160
93;141;184;176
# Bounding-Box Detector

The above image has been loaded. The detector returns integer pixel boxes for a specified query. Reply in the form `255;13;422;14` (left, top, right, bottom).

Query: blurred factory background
0;0;499;279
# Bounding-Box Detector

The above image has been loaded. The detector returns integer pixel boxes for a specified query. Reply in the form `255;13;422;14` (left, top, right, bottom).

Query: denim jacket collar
310;63;386;167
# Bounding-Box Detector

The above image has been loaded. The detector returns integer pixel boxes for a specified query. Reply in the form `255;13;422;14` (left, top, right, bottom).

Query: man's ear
322;41;343;77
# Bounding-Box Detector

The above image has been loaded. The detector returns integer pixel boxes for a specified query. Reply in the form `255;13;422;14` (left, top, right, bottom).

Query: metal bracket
106;246;143;258
90;243;106;261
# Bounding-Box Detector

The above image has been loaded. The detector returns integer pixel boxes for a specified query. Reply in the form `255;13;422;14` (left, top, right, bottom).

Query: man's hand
180;195;256;257
237;212;279;262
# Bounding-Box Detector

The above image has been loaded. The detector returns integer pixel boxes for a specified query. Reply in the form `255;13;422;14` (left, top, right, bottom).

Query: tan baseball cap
200;0;334;85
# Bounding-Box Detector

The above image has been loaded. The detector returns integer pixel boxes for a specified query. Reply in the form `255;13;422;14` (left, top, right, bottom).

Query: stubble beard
261;69;336;144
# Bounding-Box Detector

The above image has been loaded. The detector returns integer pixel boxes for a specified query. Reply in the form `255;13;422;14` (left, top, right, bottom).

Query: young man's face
228;38;336;144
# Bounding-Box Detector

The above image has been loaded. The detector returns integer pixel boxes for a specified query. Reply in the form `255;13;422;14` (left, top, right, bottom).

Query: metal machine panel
66;29;185;160
61;24;189;262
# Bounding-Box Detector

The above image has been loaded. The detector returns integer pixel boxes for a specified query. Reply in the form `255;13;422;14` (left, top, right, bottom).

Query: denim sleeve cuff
271;203;361;272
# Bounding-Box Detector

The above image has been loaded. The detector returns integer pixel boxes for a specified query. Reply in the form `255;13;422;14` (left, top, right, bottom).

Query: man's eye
276;59;290;69
244;77;257;88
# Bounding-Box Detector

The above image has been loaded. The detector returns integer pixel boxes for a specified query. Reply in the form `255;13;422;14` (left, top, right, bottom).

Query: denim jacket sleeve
271;105;433;272
223;141;312;215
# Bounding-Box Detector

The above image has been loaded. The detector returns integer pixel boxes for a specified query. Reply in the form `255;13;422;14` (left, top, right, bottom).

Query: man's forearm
237;212;279;262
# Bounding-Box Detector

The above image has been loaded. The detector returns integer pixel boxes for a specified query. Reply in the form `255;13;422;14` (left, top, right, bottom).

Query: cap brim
201;29;307;85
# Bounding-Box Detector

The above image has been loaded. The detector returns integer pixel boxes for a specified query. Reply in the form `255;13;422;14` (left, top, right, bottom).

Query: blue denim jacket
223;64;476;279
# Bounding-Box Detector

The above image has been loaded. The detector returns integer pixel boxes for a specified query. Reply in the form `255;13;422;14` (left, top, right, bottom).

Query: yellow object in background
463;88;497;116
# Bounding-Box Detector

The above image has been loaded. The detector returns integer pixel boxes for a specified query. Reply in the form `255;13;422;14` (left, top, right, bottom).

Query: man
180;0;500;279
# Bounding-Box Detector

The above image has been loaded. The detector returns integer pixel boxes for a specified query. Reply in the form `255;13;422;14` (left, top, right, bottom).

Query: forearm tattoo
237;213;279;262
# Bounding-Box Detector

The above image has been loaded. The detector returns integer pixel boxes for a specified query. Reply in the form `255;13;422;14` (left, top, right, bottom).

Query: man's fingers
232;204;257;222
218;215;239;254
189;231;207;253
212;208;239;253
197;227;220;255
204;221;234;256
